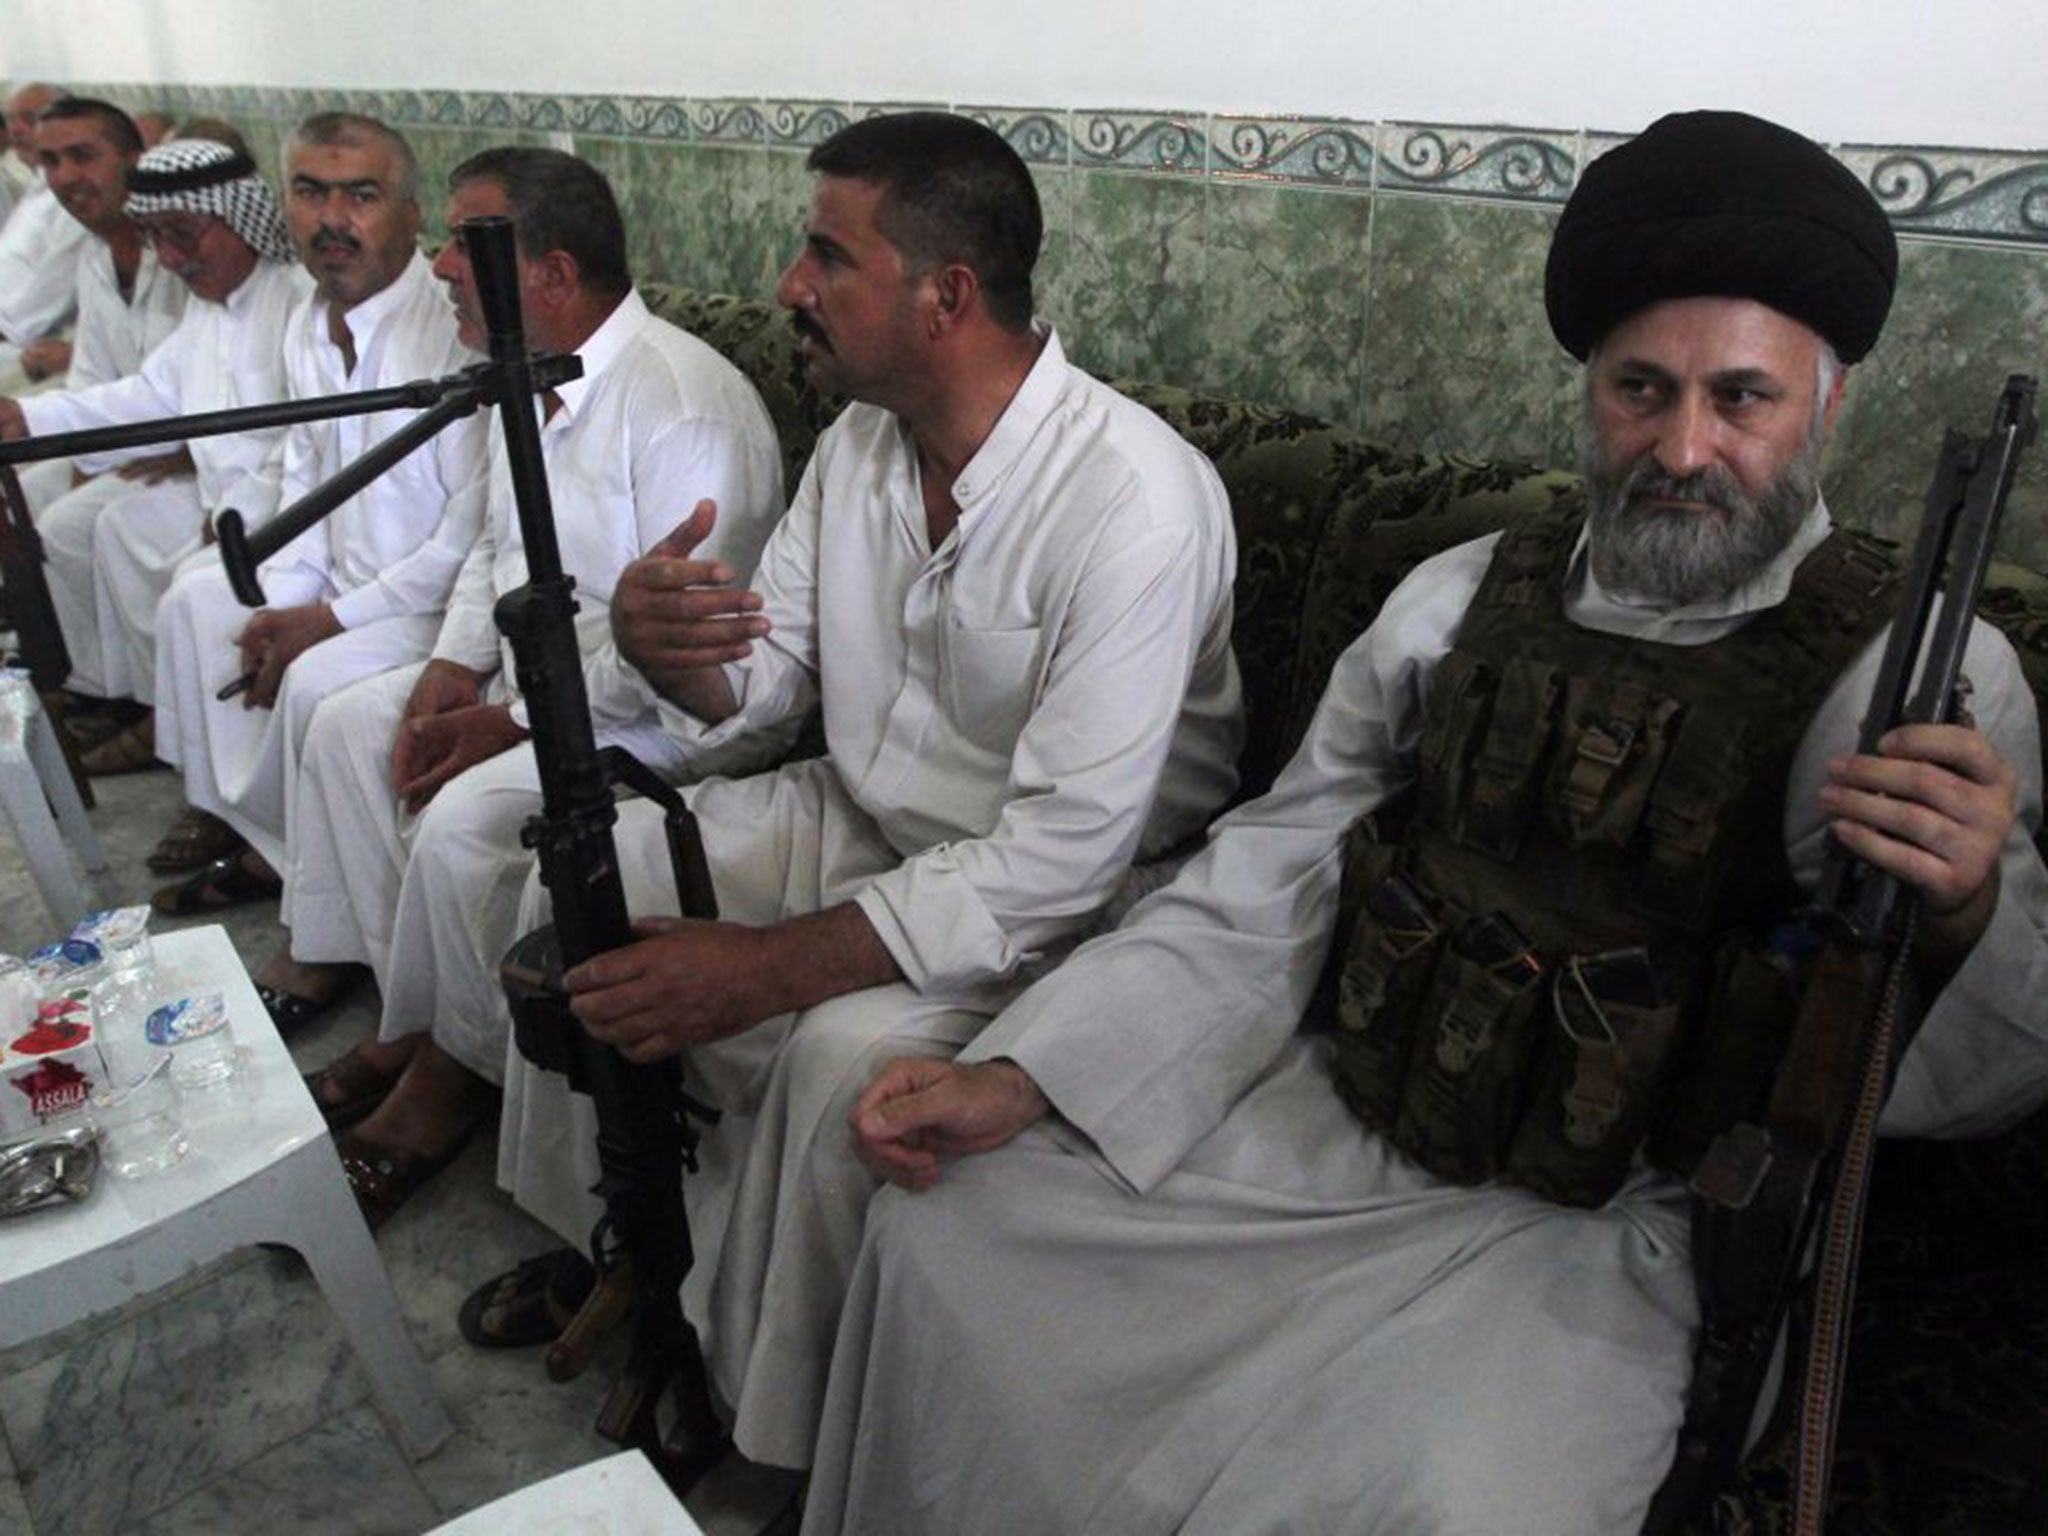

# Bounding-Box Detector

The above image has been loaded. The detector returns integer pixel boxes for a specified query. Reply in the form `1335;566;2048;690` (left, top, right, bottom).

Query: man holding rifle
483;110;1244;1474
797;110;2048;1536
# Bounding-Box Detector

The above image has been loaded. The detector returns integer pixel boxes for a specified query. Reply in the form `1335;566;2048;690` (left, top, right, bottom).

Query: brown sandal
147;807;245;874
335;1127;472;1231
79;714;163;776
302;1043;402;1130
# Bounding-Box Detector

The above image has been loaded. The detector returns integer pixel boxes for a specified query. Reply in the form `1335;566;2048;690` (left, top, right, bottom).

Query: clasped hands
387;657;526;813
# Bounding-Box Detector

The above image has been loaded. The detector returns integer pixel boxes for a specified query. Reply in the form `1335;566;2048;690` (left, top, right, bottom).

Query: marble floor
0;757;799;1535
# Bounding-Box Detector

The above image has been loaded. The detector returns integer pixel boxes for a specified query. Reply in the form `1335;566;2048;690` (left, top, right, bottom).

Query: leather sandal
259;972;362;1034
151;855;283;917
335;1127;472;1232
79;715;163;776
147;807;245;874
301;1041;401;1130
458;1246;597;1349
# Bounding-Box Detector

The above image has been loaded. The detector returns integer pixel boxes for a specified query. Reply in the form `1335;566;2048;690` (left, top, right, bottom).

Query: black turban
1545;110;1897;363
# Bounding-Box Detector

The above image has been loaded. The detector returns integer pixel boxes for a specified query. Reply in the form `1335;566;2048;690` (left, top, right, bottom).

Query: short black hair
36;96;142;158
808;111;1041;332
291;111;419;203
448;146;631;299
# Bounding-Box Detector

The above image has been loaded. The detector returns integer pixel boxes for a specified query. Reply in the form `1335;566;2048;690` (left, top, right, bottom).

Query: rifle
0;219;728;1491
1644;374;2037;1535
0;465;70;695
221;218;730;1491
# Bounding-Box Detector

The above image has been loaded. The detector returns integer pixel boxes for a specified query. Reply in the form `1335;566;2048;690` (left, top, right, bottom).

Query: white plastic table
425;1451;704;1534
0;672;108;929
0;924;452;1458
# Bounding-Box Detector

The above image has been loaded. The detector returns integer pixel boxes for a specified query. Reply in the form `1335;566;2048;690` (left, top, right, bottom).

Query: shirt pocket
941;620;1043;753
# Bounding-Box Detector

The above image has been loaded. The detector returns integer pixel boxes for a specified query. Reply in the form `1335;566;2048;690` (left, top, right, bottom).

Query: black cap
1545;110;1897;363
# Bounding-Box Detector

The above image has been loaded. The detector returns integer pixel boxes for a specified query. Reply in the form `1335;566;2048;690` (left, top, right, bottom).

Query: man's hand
391;700;525;813
1820;721;2019;959
565;916;782;1059
0;397;26;441
116;447;194;486
19;338;69;382
234;602;343;709
610;499;765;721
565;903;901;1063
388;658;487;788
851;1059;1050;1191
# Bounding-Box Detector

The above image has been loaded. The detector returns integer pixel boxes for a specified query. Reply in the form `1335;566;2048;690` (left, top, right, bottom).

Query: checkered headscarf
124;139;295;264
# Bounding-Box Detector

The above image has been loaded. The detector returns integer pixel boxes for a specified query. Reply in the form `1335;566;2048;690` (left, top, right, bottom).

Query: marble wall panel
1201;181;1373;426
404;125;550;209
1360;194;1580;468
1826;238;2048;567
69;80;2048;558
1049;169;1209;387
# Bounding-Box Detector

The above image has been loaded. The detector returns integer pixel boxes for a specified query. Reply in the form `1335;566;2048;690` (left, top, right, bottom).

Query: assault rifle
1644;374;2037;1535
0;218;729;1491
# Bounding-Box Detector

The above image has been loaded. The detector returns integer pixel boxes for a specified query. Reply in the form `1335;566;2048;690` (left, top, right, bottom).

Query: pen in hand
215;672;256;702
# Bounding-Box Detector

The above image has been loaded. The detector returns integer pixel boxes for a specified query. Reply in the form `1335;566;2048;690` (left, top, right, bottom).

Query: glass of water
89;1055;188;1179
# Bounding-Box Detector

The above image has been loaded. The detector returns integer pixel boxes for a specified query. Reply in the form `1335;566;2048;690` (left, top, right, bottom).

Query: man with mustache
0;81;90;395
6;99;185;589
799;111;2048;1535
0;136;306;765
145;113;488;928
472;111;1242;1476
280;144;784;1214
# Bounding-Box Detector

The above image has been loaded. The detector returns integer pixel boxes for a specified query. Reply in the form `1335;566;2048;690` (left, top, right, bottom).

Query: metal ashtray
0;1123;101;1216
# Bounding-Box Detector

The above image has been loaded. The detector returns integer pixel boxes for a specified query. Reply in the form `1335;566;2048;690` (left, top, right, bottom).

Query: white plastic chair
0;672;109;929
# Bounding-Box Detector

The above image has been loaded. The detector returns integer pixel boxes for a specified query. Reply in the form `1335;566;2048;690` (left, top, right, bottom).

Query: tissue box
0;994;107;1137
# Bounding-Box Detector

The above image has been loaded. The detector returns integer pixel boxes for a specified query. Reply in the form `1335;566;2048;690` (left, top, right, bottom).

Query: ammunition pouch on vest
1327;502;1901;1207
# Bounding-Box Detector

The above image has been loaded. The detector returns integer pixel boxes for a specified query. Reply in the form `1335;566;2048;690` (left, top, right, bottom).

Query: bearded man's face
1580;296;1840;606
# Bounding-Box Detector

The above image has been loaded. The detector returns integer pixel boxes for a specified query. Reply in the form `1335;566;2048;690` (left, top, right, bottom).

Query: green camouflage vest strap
1327;499;1903;1205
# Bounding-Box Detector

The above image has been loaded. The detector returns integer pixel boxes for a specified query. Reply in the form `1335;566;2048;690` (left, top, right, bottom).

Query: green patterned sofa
643;283;2048;1535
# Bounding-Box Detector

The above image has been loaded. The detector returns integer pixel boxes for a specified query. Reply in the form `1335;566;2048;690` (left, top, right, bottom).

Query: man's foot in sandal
79;710;163;776
147;807;245;874
302;1036;416;1128
458;1247;597;1349
336;1124;476;1231
152;848;282;917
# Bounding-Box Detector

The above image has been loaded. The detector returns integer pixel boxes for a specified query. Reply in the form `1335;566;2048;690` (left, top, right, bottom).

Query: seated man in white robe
0;81;88;396
0;138;307;771
807;110;2048;1536
148;113;485;915
11;98;185;742
280;146;785;1206
473;110;1245;1475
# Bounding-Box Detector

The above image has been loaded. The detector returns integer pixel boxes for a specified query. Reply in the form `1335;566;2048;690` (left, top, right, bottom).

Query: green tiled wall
95;84;2048;566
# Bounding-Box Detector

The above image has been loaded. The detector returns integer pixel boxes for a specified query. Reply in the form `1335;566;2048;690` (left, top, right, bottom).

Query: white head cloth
124;138;295;264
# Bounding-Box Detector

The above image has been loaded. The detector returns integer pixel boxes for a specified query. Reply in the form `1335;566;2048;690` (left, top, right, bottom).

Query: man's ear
926;262;981;338
525;248;581;307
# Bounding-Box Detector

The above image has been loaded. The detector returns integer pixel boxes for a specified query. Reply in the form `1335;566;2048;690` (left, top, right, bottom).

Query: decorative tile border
1376;124;1578;202
960;106;1072;167
80;82;2048;244
1209;117;1376;188
1072;110;1206;175
1838;144;2048;242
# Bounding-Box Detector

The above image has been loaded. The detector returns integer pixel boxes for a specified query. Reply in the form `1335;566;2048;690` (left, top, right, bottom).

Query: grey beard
1579;434;1823;607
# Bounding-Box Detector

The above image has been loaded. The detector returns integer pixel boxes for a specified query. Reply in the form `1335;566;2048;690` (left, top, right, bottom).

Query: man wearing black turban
790;112;2048;1536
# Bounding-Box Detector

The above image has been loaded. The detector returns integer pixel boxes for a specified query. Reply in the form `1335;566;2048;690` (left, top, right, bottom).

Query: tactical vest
1328;501;1902;1206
